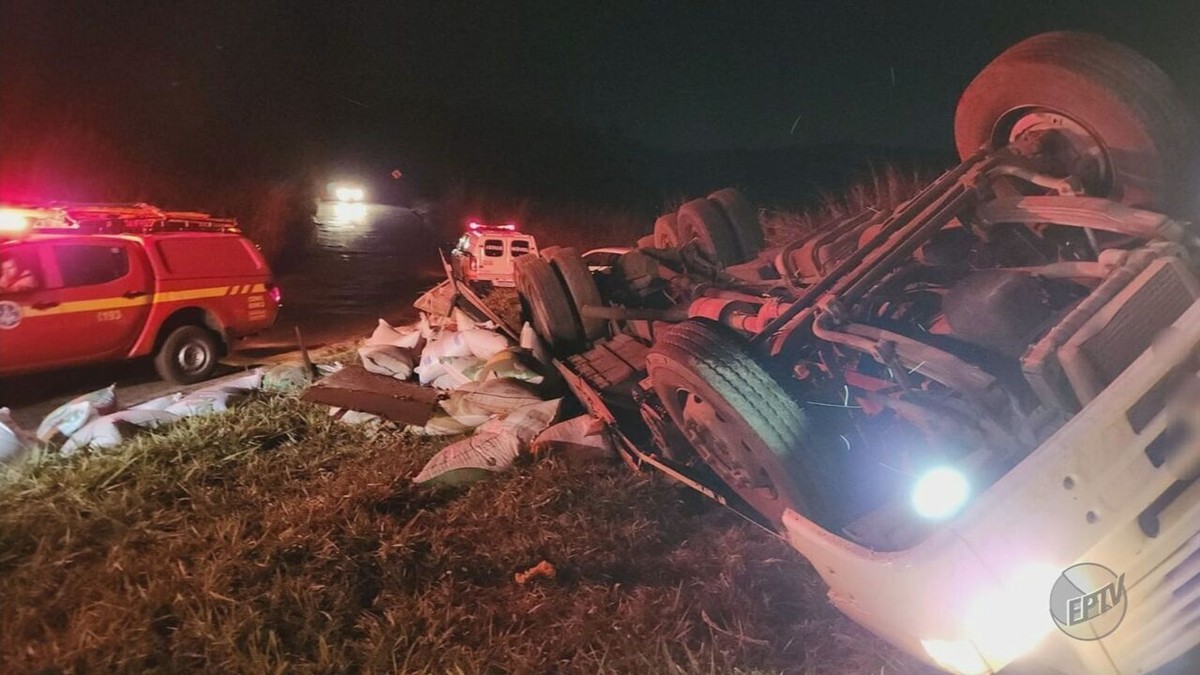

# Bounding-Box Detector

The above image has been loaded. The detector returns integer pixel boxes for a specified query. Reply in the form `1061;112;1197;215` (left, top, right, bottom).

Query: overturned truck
514;33;1200;674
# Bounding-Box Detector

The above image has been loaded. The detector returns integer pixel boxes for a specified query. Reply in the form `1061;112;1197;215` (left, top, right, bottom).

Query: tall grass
0;395;929;673
761;164;930;246
433;183;653;252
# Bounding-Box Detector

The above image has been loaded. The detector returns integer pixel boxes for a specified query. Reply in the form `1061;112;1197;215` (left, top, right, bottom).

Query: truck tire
515;254;584;355
653;213;680;249
955;31;1194;209
155;325;221;385
708;188;763;259
646;319;838;529
545;247;607;343
676;198;743;266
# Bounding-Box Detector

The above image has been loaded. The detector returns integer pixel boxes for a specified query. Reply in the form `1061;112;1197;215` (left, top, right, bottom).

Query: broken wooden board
302;365;442;425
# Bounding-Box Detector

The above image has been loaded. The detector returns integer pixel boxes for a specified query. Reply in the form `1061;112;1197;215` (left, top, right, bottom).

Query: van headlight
922;563;1060;673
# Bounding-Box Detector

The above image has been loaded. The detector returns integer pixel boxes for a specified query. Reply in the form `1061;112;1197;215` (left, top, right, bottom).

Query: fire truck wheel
545;247;607;342
708;188;763;260
155;325;221;385
956;31;1193;210
653;213;680;249
515;254;584;355
676;198;742;267
646;319;838;529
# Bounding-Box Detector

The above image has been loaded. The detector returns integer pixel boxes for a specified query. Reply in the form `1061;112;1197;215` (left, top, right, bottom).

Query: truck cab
0;203;280;384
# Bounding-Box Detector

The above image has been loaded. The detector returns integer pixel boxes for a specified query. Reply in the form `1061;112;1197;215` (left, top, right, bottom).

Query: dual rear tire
515;247;606;357
652;189;764;266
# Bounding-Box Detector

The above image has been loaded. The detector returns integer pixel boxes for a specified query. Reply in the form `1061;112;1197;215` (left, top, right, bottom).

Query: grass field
0;393;931;674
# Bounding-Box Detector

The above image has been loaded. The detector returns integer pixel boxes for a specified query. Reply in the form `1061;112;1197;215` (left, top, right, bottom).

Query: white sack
367;318;422;349
441;378;543;419
478;398;560;444
61;409;180;455
437;355;485;388
409;414;474;436
422;331;474;360
476;349;543;384
520;322;551;367
414;353;447;385
412;431;522;486
130;392;185;411
359;344;416;380
0;407;35;463
36;384;118;442
531;414;616;463
452;307;477;331
165;387;246;417
221;368;265;392
330;408;383;426
459;328;510;360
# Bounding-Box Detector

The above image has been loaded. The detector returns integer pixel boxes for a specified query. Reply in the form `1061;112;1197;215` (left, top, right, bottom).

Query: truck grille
1059;256;1200;406
1108;478;1200;672
1075;258;1199;384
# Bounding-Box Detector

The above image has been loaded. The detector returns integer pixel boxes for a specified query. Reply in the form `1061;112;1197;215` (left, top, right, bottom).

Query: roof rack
0;202;240;236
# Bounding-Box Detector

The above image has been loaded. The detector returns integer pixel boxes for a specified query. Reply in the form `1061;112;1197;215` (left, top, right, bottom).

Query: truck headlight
922;563;1059;673
911;466;970;519
921;638;989;675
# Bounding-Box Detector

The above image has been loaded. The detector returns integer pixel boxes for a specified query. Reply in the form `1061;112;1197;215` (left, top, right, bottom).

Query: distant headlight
334;186;365;202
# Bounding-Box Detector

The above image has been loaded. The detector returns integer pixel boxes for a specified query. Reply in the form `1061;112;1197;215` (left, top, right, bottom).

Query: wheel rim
177;341;211;374
652;363;809;525
996;106;1113;197
677;388;776;496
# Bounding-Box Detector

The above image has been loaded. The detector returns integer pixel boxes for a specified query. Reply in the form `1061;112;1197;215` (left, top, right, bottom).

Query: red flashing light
468;220;483;230
500;222;518;231
266;282;282;306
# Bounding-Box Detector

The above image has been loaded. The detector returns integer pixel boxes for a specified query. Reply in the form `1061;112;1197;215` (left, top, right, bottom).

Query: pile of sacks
358;310;543;389
0;370;265;463
356;308;613;485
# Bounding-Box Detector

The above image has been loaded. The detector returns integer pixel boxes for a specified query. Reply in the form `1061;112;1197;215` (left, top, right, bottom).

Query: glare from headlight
920;638;989;675
911;466;970;520
923;563;1060;673
332;201;367;225
964;564;1059;667
335;186;365;202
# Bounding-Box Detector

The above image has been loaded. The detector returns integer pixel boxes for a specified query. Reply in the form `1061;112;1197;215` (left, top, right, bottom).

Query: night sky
2;0;1199;201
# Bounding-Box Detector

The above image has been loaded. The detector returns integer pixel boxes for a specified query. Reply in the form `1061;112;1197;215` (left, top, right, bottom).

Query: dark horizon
2;0;1199;205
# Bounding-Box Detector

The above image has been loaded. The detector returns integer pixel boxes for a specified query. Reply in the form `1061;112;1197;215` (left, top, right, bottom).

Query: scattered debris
367;318;423;350
61;409;179;456
263;363;313;393
36;385;118;443
532;415;617;465
358;344;416;380
514;560;557;585
413;399;560;486
0;408;36;463
302;365;442;427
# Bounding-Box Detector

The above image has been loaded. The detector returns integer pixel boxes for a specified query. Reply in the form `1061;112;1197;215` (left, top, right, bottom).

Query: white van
451;221;538;290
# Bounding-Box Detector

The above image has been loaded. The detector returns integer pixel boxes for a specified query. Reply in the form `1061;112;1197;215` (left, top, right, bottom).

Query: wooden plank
301;365;442;425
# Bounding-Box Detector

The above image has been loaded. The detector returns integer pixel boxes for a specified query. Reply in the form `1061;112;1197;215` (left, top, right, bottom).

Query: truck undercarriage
510;32;1200;673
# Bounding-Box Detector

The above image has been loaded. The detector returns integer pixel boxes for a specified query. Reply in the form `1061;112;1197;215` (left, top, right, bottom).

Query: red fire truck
0;203;280;383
